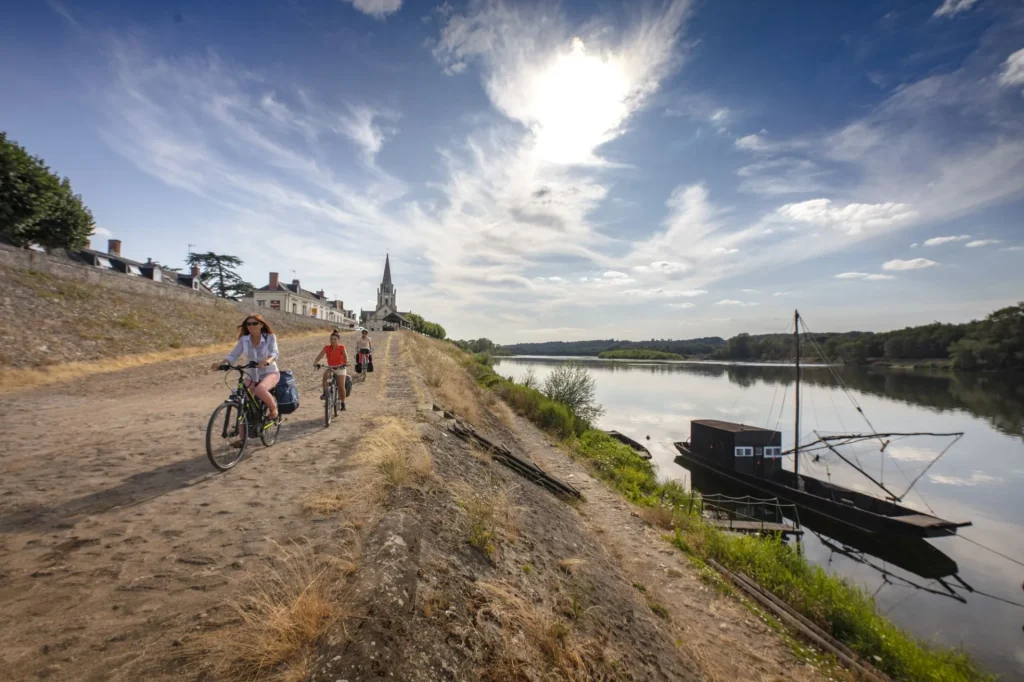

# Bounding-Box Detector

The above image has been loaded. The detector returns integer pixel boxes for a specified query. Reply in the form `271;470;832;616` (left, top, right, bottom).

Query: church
360;255;413;332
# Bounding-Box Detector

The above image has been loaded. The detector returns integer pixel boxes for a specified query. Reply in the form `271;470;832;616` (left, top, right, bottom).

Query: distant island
598;349;684;360
463;302;1024;372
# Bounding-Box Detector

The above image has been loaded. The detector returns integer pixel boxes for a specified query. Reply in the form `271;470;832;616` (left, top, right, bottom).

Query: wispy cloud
882;258;938;271
999;48;1024;89
776;199;916;235
1002;245;1024;252
929;470;999;486
932;0;980;18
337;104;399;163
966;239;1001;248
835;272;895;281
715;299;757;306
923;234;970;246
342;0;403;20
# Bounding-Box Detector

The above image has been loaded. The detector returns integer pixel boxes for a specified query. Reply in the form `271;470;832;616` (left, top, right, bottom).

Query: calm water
494;356;1024;678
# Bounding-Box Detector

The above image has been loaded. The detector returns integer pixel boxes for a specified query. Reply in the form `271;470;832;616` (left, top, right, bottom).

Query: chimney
316;289;325;299
292;278;301;291
191;265;201;278
108;239;121;256
269;272;279;289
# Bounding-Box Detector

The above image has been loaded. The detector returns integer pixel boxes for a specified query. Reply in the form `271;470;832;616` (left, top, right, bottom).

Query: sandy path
0;331;398;682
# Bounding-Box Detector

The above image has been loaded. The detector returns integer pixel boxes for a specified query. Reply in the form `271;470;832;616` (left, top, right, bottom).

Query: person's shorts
328;365;347;376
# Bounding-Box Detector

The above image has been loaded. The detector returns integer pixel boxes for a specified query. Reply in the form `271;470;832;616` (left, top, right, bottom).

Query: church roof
382;254;392;287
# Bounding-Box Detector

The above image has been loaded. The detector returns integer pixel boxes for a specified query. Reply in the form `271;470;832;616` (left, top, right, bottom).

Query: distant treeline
498;337;726;357
598;349;684;360
488;302;1024;371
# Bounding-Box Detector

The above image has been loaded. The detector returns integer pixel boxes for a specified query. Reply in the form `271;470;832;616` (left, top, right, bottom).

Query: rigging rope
955;534;1024;570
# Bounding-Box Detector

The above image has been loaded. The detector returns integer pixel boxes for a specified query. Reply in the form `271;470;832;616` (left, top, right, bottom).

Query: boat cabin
690;419;783;478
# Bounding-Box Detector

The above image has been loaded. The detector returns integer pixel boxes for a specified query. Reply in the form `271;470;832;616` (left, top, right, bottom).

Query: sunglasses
246;321;261;327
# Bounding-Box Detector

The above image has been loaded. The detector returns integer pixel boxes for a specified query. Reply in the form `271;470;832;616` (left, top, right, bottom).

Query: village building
76;239;213;294
250;272;357;328
360;255;412;331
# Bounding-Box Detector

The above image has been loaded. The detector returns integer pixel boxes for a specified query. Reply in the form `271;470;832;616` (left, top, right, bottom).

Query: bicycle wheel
324;385;333;426
206;401;248;470
333;380;340;417
261;413;281;446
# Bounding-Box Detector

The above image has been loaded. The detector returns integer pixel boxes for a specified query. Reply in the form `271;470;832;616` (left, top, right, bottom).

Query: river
493;356;1024;678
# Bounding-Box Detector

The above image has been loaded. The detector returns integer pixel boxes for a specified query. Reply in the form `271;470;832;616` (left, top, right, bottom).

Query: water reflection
494;356;1024;677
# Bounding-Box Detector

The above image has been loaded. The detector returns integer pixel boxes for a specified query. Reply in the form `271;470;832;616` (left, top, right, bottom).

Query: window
764;446;782;459
257;300;266;307
126;264;143;276
150;269;162;282
271;300;280;310
734;446;754;458
95;256;113;269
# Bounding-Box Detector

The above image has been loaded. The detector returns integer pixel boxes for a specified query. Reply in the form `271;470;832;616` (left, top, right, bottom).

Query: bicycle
206;361;282;471
354;348;372;383
314;363;345;427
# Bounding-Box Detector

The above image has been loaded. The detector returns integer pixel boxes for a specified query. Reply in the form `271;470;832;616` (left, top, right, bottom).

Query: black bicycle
206;362;282;471
314;363;345;427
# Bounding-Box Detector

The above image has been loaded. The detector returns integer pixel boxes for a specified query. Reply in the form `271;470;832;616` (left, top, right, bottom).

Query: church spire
382;253;392;287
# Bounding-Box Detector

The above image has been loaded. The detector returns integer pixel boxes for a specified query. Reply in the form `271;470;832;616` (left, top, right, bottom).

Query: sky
2;0;1023;343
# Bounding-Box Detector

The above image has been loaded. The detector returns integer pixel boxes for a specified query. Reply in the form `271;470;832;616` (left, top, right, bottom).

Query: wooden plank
706;519;803;535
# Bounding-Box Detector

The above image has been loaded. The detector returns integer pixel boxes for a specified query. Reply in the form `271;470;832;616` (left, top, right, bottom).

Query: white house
250;272;356;327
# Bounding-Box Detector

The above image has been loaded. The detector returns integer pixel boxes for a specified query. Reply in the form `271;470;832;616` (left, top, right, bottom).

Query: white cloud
632;261;688;274
710;108;729;125
740;288;760;294
835;272;896;280
342;0;402;20
882;258;938;271
965;239;1000;247
712;247;739;255
923;234;970;246
735;132;769;151
776;199;916;235
999;48;1024;89
337;105;398;163
92;227;113;238
1002;245;1024;252
910;242;919;248
715;299;757;306
928;471;999;486
668;302;695;309
603;270;630;279
772;291;787;296
932;0;979;18
737;157;829;196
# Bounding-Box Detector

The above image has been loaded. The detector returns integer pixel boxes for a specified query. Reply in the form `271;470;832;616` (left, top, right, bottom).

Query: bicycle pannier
368;356;374;372
345;374;352;397
275;370;300;415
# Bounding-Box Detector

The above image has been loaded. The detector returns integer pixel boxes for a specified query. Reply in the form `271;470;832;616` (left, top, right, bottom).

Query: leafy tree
543;361;604;423
0;133;94;250
406;311;446;339
186;252;254;300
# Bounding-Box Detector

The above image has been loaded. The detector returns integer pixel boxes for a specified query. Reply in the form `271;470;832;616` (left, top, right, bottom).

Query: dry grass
558;558;586;575
404;333;485;425
476;581;606;681
202;542;352;681
457;482;520;557
302;417;433;520
0;329;327;394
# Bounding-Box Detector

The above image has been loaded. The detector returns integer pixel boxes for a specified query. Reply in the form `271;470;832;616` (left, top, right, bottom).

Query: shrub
542;361;603;423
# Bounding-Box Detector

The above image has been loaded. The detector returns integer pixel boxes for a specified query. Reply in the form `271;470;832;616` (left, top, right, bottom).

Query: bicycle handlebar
314;363;348;370
220;361;260;371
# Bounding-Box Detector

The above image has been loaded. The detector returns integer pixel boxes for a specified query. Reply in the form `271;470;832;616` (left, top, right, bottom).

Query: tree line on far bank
474;302;1024;371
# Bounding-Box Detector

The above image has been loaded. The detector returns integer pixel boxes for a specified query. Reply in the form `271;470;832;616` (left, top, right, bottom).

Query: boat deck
705;519;804;536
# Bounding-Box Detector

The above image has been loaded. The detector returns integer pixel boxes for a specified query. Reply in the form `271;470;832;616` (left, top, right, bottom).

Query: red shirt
323;345;348;367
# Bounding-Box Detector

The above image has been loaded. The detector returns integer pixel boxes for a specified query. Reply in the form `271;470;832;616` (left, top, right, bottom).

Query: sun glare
529;37;631;165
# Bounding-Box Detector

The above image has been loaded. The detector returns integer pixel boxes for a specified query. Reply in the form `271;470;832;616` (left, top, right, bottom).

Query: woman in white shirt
212;314;281;419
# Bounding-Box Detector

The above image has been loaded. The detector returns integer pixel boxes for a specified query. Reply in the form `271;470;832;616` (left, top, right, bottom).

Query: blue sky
3;0;1023;342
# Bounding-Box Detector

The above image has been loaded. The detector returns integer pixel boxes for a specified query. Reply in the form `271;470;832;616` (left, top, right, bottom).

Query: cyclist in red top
313;330;348;410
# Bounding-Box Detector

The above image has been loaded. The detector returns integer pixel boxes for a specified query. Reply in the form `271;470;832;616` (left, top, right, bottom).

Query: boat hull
605;430;652;459
674;443;969;538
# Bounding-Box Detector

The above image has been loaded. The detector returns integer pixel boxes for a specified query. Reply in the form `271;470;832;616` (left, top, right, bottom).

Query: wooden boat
672;310;972;539
604;430;652;459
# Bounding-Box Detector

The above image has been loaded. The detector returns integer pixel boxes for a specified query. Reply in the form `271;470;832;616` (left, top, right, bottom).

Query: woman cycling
355;329;373;373
212;314;280;420
313;330;348;410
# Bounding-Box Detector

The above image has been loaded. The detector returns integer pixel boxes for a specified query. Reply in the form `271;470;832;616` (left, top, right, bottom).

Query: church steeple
376;254;396;310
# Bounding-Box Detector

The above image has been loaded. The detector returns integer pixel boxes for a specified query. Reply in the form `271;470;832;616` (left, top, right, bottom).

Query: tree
0;132;93;250
186;252;254;300
542;361;604;423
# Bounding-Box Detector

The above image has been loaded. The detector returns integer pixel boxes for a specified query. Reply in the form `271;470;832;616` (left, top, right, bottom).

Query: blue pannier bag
275;370;300;415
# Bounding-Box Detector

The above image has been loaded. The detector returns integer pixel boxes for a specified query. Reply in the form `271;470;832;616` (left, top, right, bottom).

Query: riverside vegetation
460;350;992;682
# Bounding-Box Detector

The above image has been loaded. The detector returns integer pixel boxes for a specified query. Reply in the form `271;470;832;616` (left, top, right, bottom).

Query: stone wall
0;243;337;331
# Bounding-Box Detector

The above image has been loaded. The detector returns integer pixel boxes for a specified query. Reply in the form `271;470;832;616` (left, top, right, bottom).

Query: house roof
78;247;148;269
255;282;324;301
692;419;777;434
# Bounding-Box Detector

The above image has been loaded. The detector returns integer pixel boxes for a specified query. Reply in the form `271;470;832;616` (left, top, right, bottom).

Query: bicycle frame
227;367;270;437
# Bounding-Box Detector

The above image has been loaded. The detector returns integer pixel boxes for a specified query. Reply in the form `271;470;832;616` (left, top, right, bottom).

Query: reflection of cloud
888;446;938;463
928;471;1000;486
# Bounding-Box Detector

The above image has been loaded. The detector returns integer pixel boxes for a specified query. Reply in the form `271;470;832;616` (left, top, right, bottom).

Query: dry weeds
201;542;352;682
476;581;606;681
404;333;486;425
457;482;520;557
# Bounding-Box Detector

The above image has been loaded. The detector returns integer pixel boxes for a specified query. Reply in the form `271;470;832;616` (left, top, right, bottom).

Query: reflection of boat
673;310;972;539
604;430;652;459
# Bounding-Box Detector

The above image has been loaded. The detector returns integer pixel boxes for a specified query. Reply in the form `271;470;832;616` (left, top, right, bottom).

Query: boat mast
794;309;800;480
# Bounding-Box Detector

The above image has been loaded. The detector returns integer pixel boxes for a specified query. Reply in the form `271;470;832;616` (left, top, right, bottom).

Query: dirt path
0;331;396;682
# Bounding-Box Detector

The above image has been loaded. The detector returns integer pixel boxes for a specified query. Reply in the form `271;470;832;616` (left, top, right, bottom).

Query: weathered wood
704;519;803;536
